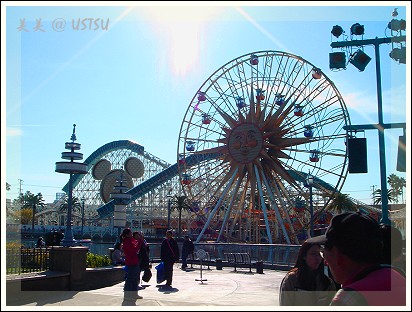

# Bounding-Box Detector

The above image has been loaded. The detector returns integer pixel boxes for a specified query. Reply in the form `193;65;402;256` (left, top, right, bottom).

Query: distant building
54;192;65;203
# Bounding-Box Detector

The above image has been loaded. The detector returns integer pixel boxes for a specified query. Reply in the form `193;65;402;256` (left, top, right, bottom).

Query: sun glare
168;23;200;77
143;6;221;77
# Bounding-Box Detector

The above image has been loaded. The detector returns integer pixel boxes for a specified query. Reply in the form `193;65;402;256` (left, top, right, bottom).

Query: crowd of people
280;211;406;306
114;228;179;304
113;211;405;306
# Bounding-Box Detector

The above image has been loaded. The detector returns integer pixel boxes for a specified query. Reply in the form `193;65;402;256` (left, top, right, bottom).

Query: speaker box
348;138;368;173
329;52;346;70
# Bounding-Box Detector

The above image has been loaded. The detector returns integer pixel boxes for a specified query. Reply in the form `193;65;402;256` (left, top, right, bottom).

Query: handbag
142;268;152;282
155;261;165;284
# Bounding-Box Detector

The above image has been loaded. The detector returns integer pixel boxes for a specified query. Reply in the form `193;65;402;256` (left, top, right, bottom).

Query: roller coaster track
95;155;336;220
96;152;218;219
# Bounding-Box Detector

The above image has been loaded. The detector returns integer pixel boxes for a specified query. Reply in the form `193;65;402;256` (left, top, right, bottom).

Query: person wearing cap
307;212;406;306
279;241;337;306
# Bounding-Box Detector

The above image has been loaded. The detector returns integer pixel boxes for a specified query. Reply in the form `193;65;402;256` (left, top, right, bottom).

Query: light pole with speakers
55;124;88;246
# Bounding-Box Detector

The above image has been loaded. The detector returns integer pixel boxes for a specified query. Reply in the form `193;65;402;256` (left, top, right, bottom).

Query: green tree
59;195;82;213
170;195;191;238
59;195;83;225
6;182;11;191
373;188;394;205
19;191;45;231
14;208;33;225
388;174;406;204
326;192;358;214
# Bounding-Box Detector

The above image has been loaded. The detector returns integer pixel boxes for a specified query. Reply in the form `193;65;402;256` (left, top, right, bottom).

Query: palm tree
59;196;83;225
19;191;45;232
326;192;358;214
170;195;191;238
388;174;406;204
372;188;394;205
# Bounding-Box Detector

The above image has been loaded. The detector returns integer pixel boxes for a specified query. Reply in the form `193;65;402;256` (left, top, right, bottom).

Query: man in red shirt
307;212;406;306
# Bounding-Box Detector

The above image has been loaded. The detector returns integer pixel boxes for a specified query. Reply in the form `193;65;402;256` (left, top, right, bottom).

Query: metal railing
6;243;300;275
146;242;300;268
6;247;52;275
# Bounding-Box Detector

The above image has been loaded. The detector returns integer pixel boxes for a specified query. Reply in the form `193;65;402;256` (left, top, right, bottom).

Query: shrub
86;251;111;268
6;242;24;249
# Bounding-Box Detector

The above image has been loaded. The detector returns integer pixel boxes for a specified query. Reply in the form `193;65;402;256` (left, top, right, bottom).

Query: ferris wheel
178;51;351;244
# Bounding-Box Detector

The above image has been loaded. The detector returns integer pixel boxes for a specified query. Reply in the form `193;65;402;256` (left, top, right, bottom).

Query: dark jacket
160;237;180;263
182;239;194;255
139;241;150;270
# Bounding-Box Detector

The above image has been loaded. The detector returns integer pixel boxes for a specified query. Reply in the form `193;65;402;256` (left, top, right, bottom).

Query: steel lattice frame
60;140;183;226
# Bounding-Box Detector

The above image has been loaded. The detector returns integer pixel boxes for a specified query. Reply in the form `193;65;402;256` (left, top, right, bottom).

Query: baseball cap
307;211;382;262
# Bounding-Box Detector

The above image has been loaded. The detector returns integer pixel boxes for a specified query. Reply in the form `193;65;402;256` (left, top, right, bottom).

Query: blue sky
3;2;410;205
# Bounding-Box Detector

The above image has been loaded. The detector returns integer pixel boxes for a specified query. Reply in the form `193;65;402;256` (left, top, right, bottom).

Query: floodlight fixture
331;25;344;38
350;23;365;36
389;47;406;64
329;52;346;70
349;49;371;71
388;19;406;31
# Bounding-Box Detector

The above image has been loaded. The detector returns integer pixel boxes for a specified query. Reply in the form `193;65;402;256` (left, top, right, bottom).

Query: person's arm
160;241;166;262
279;274;296;306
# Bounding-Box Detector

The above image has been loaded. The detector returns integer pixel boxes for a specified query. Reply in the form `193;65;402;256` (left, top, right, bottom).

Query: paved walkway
6;264;288;308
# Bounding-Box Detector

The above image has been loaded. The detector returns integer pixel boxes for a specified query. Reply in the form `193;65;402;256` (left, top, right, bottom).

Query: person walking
279;241;337;306
121;228;144;302
160;229;180;288
181;235;194;270
307;212;406;306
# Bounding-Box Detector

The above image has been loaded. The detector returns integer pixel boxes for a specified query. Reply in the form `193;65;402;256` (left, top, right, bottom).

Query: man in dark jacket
181;235;195;270
160;229;180;287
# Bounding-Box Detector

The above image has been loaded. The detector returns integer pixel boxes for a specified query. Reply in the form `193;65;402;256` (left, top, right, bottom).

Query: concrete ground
5;263;288;309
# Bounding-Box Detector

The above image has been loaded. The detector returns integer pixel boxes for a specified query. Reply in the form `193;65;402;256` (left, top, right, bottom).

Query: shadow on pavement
157;285;179;293
6;290;79;306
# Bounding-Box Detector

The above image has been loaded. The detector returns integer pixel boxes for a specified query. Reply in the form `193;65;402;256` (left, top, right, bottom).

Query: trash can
216;258;223;270
256;260;263;274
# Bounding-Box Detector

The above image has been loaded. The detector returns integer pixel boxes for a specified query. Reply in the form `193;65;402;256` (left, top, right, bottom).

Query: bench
224;252;258;273
187;250;211;270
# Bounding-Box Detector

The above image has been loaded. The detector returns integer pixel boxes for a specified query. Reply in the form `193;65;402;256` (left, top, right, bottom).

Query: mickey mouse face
92;157;144;203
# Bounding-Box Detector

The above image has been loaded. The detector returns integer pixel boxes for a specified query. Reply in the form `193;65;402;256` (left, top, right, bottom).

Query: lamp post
55;124;88;246
305;172;314;237
167;193;173;230
330;18;406;225
81;197;85;237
